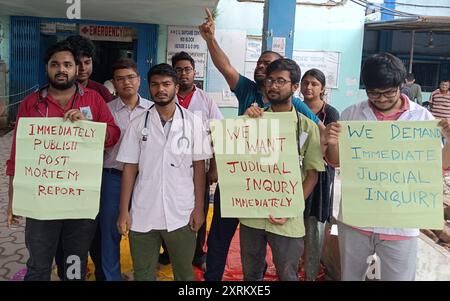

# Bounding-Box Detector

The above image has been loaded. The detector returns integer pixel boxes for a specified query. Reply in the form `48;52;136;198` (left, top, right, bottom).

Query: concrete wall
294;1;367;112
396;0;450;17
214;0;368;113
156;0;368;115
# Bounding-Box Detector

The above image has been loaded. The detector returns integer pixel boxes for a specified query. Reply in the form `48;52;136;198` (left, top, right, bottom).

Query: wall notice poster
210;112;304;219
293;50;340;89
13;118;106;220
167;26;208;78
339;120;443;229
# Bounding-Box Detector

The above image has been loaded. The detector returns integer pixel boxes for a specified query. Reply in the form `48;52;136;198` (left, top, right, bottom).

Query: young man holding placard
6;41;120;281
325;52;450;281
242;58;324;281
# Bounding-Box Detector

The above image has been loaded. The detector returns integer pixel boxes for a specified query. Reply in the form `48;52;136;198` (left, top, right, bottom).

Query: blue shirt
232;74;320;124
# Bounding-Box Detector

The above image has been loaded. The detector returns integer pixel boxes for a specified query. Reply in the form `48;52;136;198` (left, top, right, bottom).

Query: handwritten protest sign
211;112;304;218
339;120;443;229
13;118;106;220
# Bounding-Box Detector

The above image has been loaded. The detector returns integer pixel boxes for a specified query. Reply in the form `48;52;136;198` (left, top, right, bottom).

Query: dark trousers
160;181;211;266
204;185;239;281
24;217;97;281
55;216;105;281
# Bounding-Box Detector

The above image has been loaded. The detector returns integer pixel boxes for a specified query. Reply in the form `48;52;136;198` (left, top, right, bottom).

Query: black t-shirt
317;103;340;125
304;102;340;222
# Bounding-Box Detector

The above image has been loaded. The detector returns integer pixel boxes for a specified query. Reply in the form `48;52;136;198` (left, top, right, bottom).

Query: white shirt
178;86;223;171
116;104;213;232
184;87;223;127
339;99;435;237
104;95;153;171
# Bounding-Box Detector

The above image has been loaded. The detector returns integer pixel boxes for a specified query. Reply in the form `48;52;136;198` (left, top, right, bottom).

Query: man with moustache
199;8;325;280
116;63;212;280
55;35;113;281
6;40;120;281
158;51;222;270
240;58;324;281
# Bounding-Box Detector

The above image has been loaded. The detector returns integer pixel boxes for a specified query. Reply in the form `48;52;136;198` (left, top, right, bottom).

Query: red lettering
38;185;46;196
227;161;239;174
38;154;46;165
33;138;42;150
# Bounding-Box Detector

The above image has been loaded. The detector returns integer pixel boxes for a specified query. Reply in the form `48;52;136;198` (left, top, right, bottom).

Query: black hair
147;63;177;84
260;50;283;60
406;73;415;81
440;79;450;84
266;58;301;84
302;68;326;87
361;52;406;90
65;35;96;59
171;51;195;69
44;40;79;65
302;68;326;100
111;58;139;77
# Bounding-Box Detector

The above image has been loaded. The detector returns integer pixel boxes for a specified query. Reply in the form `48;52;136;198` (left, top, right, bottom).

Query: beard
370;97;400;112
267;91;292;105
254;67;265;87
179;81;194;91
152;90;176;107
49;74;77;90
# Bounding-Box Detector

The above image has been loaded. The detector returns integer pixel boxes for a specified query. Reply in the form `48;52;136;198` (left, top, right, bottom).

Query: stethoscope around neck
141;102;190;149
34;83;81;117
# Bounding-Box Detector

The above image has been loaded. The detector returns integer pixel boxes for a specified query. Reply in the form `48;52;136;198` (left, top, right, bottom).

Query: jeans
204;185;240;281
99;170;123;280
24;217;97;281
55;216;104;281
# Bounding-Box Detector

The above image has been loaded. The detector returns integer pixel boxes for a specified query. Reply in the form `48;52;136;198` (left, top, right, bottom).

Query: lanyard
35;85;79;117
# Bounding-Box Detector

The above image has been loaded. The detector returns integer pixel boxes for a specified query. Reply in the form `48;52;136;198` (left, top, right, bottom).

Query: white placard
293;50;341;89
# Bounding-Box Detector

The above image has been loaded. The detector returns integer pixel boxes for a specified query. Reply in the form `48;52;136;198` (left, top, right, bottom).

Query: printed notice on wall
167;26;208;78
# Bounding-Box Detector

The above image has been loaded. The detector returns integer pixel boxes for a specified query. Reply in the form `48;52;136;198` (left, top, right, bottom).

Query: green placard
13;118;106;220
211;112;304;218
339;120;443;229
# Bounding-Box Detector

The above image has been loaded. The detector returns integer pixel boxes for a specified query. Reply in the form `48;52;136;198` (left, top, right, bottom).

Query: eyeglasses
366;88;398;99
264;78;291;87
114;74;139;83
175;67;194;74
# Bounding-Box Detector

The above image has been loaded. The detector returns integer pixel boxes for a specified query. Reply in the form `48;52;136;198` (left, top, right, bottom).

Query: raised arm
199;8;240;90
